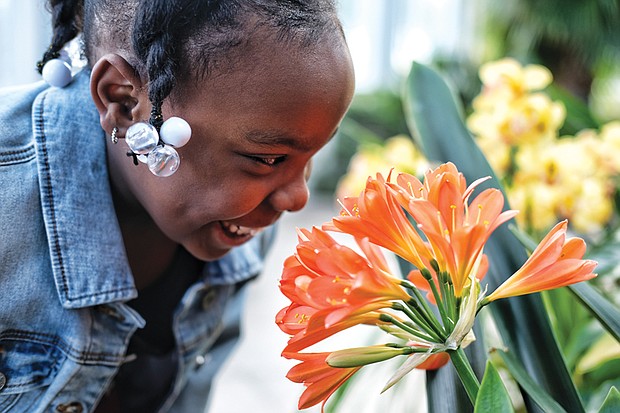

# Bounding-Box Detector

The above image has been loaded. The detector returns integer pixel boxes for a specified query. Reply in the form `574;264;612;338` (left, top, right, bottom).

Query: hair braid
132;0;222;129
79;0;340;128
37;0;83;74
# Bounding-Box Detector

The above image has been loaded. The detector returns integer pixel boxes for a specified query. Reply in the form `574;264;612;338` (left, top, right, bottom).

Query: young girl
0;0;354;411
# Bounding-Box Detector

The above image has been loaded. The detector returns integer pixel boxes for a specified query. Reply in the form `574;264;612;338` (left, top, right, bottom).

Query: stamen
326;297;347;305
450;205;457;232
437;211;449;240
464;202;470;226
295;313;309;324
337;199;353;216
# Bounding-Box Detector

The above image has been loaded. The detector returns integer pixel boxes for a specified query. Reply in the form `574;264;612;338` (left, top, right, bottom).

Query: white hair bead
126;122;160;154
148;145;180;177
160;117;192;148
42;59;72;88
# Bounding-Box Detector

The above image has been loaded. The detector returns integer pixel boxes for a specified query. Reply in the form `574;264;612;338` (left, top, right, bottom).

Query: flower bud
326;345;414;368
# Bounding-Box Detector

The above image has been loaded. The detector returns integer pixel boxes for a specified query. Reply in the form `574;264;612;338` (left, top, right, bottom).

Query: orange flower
277;303;385;353
276;227;410;352
279;227;410;322
388;162;518;296
277;161;600;410
486;220;597;301
330;173;432;270
284;351;362;412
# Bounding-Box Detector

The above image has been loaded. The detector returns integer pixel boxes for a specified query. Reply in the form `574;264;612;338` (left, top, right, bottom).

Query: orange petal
416;352;450;370
284;352;361;411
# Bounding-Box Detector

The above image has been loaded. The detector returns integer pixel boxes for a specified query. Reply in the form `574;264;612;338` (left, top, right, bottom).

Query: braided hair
38;0;342;129
36;0;83;74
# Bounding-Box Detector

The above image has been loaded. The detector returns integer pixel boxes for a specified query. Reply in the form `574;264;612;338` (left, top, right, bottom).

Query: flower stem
448;347;479;405
438;272;455;330
421;268;451;328
393;302;444;342
445;274;457;326
401;280;448;338
379;313;436;342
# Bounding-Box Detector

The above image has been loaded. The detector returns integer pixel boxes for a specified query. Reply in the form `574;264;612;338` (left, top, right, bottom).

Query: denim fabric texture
0;72;272;412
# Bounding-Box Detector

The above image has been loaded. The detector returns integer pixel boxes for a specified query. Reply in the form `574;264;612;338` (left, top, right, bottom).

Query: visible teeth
222;222;260;237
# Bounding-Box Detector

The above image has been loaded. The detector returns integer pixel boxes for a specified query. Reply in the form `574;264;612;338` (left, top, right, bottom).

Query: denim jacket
0;72;273;412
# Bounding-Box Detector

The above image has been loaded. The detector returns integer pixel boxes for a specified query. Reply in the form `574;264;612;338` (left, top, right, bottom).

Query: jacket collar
34;71;138;309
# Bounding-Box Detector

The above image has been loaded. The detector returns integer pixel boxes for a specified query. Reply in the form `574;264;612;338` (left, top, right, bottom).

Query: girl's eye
247;155;287;167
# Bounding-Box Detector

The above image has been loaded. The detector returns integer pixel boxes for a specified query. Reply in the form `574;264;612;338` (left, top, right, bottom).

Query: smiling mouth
220;221;263;237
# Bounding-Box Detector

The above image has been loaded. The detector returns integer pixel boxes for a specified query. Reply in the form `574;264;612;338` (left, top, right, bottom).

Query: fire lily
277;304;386;353
330;173;432;270
284;351;362;412
387;162;518;297
279;227;410;323
277;161;598;410
276;227;410;352
486;220;597;301
416;352;450;370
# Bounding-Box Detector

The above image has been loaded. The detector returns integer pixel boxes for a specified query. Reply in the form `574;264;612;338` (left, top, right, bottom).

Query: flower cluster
467;58;620;234
276;162;597;412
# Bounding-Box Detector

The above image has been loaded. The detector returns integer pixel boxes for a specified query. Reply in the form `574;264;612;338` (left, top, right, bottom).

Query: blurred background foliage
315;0;620;197
315;1;620;410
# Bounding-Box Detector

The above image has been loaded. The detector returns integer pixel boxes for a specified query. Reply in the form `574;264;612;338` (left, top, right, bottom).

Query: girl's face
110;35;355;261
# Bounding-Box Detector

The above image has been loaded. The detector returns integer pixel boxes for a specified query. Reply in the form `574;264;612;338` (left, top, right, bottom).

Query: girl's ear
90;54;151;139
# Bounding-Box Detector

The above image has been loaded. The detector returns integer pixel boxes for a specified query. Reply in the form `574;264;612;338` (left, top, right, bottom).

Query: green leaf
495;349;568;413
474;360;514;413
569;283;620;343
597;386;620;413
404;61;583;413
580;358;620;387
556;316;603;372
404;63;498;186
543;288;590;346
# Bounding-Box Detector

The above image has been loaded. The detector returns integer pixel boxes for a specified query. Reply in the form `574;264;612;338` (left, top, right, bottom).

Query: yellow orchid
478;57;553;97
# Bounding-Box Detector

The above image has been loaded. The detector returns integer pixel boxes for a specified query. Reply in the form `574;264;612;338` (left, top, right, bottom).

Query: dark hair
38;0;343;129
36;0;83;73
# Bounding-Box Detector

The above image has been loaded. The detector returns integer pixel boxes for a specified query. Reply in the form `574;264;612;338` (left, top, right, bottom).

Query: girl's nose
269;171;310;213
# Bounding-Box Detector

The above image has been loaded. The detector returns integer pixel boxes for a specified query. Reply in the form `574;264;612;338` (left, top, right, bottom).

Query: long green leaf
474;360;514;413
496;349;568;413
403;61;583;413
598;387;620;413
569;283;620;343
